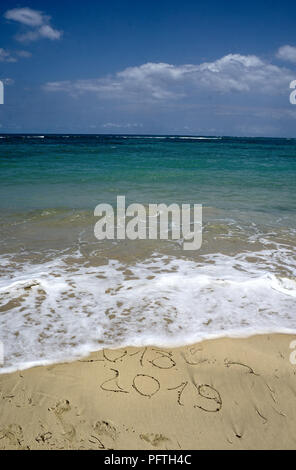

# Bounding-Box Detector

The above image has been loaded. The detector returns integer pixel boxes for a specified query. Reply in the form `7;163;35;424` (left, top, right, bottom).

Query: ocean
0;134;295;373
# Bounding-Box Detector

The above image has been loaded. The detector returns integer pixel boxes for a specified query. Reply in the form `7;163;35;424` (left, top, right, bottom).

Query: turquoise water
0;135;296;218
0;135;296;373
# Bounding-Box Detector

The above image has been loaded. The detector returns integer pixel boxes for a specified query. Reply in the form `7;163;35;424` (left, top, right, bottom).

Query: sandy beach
1;0;296;455
0;333;295;450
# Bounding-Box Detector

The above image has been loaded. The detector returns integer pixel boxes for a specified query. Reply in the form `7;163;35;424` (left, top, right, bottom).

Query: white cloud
4;7;44;26
0;47;32;62
0;48;17;62
192;54;291;93
276;45;296;63
4;7;62;42
43;53;293;101
39;25;62;40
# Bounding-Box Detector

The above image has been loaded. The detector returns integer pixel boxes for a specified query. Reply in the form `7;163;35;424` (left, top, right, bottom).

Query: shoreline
0;333;296;449
1;328;296;376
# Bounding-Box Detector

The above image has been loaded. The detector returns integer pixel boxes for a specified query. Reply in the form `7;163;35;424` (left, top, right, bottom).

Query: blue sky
1;0;296;136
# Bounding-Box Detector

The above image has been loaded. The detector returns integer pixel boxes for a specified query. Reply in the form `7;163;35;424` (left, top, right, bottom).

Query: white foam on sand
0;248;296;373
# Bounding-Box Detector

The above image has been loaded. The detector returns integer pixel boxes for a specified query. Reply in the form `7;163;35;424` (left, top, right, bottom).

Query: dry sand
0;334;296;450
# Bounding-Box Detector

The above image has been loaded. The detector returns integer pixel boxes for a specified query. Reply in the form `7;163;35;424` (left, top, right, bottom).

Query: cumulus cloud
276;45;296;63
4;7;62;42
43;53;293;102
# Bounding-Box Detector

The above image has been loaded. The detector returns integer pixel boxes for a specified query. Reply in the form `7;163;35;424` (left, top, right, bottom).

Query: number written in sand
100;369;161;398
100;369;129;394
168;381;188;406
194;384;222;413
132;374;161;398
129;348;176;369
168;382;222;413
148;350;176;370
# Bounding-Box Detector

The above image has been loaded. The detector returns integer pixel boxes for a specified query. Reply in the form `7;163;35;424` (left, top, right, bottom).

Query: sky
0;0;296;136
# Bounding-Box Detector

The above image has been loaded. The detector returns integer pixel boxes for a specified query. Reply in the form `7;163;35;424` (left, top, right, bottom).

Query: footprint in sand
140;433;170;448
93;420;118;449
51;399;71;416
35;431;53;444
0;424;24;448
50;400;76;442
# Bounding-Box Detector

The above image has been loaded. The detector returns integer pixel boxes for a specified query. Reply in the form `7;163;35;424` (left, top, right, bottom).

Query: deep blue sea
0;134;295;372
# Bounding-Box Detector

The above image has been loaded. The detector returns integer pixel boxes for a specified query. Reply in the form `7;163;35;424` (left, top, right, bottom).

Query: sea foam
0;247;296;373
